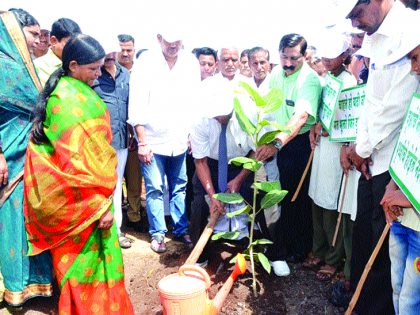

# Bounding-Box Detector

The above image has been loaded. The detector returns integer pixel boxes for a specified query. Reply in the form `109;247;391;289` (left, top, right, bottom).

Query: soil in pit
0;227;346;315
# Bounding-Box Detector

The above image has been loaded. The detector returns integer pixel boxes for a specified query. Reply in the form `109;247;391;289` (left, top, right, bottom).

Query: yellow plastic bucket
158;265;211;315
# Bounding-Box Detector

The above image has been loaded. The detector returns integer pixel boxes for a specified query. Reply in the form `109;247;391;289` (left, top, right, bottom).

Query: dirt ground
0;223;347;315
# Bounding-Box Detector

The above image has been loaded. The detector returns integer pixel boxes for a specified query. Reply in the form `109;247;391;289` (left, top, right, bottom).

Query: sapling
211;81;291;296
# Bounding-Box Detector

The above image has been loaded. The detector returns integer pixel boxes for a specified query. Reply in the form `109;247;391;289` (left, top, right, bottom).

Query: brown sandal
316;265;336;282
302;255;324;271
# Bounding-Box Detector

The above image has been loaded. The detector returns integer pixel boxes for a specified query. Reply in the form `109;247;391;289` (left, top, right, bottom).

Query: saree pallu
24;76;133;314
0;11;53;305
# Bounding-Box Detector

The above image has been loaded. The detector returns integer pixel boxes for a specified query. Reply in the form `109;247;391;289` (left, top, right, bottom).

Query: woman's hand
0;154;8;185
98;210;114;230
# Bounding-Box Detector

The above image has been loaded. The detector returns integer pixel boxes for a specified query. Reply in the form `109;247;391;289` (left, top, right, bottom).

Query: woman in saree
0;9;53;305
23;34;134;314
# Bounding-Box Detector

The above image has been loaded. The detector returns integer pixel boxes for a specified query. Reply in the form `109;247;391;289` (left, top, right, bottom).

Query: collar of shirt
47;48;62;67
375;0;405;38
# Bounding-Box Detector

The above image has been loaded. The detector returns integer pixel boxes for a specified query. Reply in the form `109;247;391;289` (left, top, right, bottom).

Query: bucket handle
179;265;211;290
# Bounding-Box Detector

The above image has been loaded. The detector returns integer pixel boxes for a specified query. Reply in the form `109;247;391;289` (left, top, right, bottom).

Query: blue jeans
141;152;188;238
389;221;420;315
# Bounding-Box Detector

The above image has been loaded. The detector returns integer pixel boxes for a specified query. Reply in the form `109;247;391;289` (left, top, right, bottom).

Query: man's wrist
273;139;283;151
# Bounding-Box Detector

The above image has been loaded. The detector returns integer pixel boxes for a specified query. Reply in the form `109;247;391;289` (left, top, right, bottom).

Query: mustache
283;65;295;71
105;58;115;62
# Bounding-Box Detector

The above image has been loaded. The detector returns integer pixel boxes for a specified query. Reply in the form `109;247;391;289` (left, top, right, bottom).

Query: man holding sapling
255;34;322;274
190;46;255;268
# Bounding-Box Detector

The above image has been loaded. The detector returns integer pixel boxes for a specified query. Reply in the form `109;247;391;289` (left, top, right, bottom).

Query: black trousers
351;171;394;315
269;132;313;260
190;157;261;262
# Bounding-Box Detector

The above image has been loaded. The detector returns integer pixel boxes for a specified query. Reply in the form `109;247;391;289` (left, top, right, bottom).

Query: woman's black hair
8;8;39;27
32;34;105;144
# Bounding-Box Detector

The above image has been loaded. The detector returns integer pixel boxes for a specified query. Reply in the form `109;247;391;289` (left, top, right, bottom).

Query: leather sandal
118;234;132;249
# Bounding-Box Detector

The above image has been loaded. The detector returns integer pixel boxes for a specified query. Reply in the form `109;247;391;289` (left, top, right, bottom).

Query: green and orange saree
24;76;134;314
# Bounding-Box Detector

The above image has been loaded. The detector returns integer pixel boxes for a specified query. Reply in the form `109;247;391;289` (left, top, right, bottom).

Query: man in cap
255;33;322;275
92;40;131;248
190;80;255;267
34;18;81;86
128;29;200;253
381;37;420;315
339;0;420;314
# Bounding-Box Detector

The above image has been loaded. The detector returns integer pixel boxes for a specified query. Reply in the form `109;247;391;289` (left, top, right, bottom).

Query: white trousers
113;148;128;234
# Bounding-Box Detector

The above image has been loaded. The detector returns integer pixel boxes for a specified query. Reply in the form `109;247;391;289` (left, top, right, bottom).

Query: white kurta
308;69;357;210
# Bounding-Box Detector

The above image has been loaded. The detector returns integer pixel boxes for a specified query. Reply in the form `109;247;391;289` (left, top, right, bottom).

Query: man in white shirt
128;31;200;253
190;48;255;265
339;0;420;314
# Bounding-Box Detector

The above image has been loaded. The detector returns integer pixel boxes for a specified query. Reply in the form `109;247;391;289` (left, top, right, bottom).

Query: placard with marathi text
389;93;420;214
329;84;367;142
318;73;343;133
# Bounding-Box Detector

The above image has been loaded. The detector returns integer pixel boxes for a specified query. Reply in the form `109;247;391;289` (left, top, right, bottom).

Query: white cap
100;37;120;54
383;28;420;65
355;34;372;58
158;24;183;43
335;0;359;18
319;33;350;59
205;82;234;118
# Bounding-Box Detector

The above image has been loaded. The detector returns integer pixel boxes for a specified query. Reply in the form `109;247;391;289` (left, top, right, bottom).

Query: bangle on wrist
138;143;148;146
341;143;349;148
320;127;326;137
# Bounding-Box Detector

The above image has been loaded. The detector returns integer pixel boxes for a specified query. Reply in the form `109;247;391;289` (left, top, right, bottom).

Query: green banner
389;93;420;214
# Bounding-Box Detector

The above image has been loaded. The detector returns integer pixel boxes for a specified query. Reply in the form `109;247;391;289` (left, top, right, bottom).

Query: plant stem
250;170;258;297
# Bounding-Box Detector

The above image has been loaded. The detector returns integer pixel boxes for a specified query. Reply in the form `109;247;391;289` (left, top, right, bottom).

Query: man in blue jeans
128;28;200;253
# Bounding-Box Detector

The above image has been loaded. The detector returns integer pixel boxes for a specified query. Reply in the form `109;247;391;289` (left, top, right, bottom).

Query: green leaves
257;252;271;274
262;88;284;114
213;193;244;204
211;231;244;241
252;181;281;193
230;156;263;172
261;190;288;209
227;205;251;218
238;81;265;107
257;130;280;146
234;97;256;135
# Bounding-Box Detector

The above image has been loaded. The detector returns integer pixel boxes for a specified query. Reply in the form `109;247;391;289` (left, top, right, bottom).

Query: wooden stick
185;211;221;265
291;134;319;202
345;224;391;315
332;175;349;247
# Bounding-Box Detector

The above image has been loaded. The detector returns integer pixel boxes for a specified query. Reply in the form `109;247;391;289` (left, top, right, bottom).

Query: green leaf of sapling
261;190;288;209
252;181;281;193
233;97;256;135
238;81;266;107
227;205;252;218
213;193;244;204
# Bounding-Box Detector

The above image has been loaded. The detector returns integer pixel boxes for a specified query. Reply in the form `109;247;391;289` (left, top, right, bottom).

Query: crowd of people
0;0;420;314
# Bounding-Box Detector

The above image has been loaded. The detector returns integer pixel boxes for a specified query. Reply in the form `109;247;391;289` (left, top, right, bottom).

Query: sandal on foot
118;234;132;249
316;265;336;282
150;235;167;253
302;256;324;271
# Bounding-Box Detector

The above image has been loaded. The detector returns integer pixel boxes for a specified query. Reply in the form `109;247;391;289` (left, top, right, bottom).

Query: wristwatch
273;139;283;151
